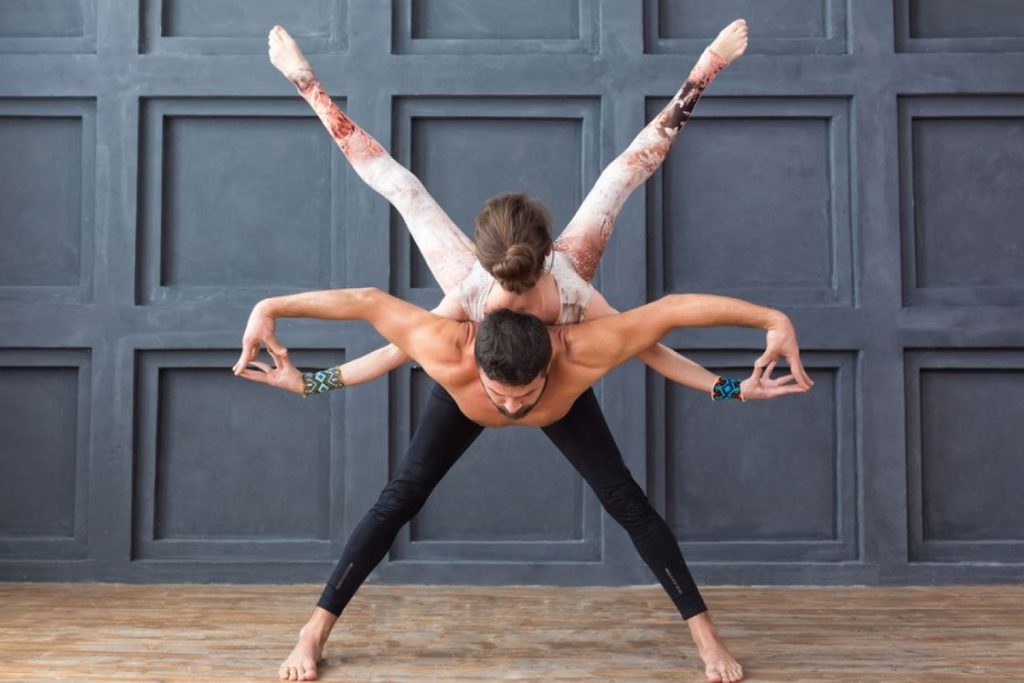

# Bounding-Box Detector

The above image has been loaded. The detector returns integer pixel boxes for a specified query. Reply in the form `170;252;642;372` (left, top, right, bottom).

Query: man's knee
598;479;656;528
370;476;431;522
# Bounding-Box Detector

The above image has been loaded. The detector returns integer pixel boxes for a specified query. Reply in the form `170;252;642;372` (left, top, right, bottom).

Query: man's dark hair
474;308;552;386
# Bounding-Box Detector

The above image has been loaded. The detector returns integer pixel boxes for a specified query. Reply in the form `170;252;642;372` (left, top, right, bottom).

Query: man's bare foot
268;25;313;82
279;624;325;681
687;612;744;682
279;608;337;681
708;19;749;65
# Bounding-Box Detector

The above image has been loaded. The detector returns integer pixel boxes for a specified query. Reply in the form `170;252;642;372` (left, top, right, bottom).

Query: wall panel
646;97;853;307
0;349;91;561
141;0;347;54
899;97;1024;306
0;99;95;303
0;0;96;53
905;351;1024;564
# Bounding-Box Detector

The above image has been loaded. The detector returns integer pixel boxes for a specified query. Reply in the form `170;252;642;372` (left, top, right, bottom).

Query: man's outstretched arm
564;293;813;391
234;289;467;395
235;288;464;378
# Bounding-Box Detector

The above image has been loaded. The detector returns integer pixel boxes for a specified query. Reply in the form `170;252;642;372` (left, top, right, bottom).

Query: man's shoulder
427;321;479;388
556;297;671;369
551;322;599;371
419;318;474;362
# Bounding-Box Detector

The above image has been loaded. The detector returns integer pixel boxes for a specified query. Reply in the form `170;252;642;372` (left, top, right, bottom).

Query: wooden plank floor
1;583;1022;681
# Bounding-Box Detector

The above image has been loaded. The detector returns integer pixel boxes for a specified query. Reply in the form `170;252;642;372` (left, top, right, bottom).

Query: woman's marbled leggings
286;47;726;291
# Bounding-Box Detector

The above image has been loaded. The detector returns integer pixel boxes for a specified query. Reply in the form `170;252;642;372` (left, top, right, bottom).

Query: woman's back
462;250;594;325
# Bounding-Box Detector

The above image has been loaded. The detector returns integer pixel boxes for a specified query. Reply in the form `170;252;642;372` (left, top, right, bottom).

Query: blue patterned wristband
711;376;743;401
302;366;345;398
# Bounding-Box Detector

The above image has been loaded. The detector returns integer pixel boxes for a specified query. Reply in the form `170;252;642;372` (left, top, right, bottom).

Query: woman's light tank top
459;250;594;324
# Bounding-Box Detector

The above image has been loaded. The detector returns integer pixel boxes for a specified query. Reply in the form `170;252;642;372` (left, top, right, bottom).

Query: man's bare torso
426;324;593;428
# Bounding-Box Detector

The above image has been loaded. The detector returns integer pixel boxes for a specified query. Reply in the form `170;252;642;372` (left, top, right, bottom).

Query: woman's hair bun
492;243;539;292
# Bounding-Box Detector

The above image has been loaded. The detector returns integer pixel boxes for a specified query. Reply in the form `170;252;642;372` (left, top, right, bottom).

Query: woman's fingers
248;360;273;374
773;385;810;397
236;368;269;384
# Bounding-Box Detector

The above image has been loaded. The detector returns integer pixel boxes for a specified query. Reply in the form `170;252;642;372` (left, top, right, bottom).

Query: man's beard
486;374;549;421
496;403;535;420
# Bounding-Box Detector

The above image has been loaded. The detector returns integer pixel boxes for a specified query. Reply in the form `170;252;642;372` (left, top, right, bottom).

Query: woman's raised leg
554;19;748;282
268;26;476;295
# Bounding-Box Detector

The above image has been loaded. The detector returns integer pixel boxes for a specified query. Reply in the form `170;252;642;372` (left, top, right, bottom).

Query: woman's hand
235;347;304;395
738;361;808;400
233;300;288;376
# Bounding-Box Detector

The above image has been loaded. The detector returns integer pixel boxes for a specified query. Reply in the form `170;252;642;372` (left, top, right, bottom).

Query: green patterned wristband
302;366;345;398
711;376;743;401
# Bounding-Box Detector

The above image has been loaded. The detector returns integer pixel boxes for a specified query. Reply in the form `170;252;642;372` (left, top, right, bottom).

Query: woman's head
474;193;552;294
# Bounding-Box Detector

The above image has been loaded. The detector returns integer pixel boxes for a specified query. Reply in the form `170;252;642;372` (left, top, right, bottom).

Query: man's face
478;371;548;420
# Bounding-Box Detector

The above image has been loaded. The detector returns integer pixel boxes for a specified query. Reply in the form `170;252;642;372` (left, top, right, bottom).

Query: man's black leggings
316;383;707;620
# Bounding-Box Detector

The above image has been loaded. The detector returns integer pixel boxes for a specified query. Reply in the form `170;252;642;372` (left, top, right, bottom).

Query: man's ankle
302;608;337;642
687;613;719;641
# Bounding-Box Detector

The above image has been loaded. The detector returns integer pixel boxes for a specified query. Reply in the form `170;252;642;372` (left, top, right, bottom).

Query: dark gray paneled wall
1;1;1022;589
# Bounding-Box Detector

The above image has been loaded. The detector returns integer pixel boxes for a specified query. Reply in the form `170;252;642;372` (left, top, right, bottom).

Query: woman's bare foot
268;25;313;82
708;19;749;65
687;612;744;682
279;608;337;681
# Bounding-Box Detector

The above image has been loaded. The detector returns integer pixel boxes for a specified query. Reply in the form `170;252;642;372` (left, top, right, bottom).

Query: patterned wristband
711;376;743;401
302;366;345;398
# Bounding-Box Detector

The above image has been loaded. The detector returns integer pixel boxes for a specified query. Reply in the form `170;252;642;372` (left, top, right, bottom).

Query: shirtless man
235;286;810;682
237;288;808;428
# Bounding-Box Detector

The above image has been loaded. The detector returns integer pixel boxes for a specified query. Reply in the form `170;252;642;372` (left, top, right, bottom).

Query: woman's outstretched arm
554;20;747;282
268;25;476;295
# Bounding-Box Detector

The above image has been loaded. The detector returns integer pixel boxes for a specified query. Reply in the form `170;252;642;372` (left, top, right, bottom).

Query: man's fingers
787;354;814;389
233;342;258;375
232;348;248;374
750;364;764;384
266;334;288;357
751;353;775;384
268;347;291;368
764;360;778;381
750;356;767;383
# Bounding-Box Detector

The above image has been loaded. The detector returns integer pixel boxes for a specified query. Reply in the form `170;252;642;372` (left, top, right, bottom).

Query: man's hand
235;348;304;395
233;300;288;376
747;313;815;394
